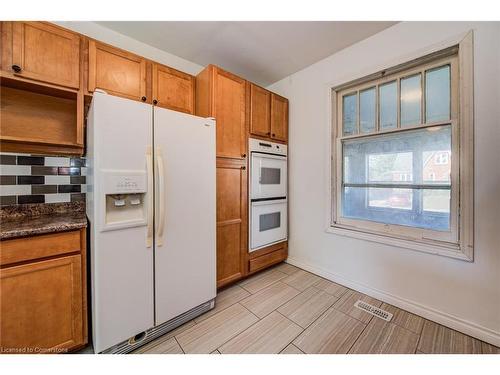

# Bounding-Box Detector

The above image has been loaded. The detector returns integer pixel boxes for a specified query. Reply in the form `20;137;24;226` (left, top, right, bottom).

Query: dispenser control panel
102;170;147;195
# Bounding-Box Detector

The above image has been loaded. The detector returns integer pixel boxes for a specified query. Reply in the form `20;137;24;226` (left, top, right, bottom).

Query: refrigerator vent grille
101;299;215;354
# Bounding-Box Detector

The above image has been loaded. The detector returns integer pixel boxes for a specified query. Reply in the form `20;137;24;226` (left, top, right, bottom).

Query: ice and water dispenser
101;171;148;231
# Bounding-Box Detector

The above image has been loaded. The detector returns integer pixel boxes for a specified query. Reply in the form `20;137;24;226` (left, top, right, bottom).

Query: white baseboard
286;256;500;347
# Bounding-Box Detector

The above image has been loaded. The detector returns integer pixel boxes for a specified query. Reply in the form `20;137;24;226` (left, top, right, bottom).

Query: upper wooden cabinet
270;93;288;142
88;40;147;102
152;63;195;114
249;83;289;143
249;83;271;138
196;65;247;159
9;22;80;90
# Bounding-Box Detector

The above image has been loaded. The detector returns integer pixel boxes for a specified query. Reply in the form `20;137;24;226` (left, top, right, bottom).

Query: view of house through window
331;46;473;253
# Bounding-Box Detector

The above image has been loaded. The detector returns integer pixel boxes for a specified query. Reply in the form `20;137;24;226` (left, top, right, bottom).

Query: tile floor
134;263;500;354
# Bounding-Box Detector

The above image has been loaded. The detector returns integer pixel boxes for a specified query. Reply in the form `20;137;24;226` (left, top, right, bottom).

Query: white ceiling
97;21;397;86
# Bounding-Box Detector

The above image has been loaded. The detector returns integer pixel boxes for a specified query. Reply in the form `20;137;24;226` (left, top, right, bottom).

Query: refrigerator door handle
146;146;154;248
156;147;166;246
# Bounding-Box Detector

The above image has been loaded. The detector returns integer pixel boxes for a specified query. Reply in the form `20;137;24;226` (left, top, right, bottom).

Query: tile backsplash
0;153;86;206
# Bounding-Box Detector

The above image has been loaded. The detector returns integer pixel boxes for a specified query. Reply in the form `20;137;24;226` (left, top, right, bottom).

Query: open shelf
0;75;83;155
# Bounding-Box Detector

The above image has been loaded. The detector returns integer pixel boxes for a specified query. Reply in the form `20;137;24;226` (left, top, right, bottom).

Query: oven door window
259;211;281;232
260;168;281;185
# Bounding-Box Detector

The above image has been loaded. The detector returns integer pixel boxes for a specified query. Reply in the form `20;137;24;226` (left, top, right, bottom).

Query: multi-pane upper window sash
337;55;458;139
333;52;461;248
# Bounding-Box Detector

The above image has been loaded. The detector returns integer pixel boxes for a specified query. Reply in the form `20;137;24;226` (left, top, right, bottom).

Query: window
330;34;474;261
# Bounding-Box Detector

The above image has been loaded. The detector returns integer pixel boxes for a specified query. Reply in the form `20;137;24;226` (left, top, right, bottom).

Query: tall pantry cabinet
196;65;248;287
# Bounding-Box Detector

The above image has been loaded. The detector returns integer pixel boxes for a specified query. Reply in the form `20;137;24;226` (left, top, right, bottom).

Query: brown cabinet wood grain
152;63;195;114
0;229;87;353
196;65;247;159
88;40;147;102
11;22;80;90
249;83;271;138
270;93;288;142
216;159;248;288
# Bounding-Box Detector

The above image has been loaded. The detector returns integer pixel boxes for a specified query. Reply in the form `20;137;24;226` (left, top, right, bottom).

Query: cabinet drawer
0;230;82;266
249;247;287;273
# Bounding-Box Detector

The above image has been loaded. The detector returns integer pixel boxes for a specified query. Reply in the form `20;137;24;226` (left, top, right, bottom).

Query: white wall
55;22;203;75
268;22;500;345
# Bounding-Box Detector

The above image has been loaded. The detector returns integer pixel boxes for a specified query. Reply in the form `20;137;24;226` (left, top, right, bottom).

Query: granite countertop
0;202;87;240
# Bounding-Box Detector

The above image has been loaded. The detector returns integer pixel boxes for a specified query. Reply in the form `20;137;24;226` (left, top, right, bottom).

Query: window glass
400;74;422;126
259;212;281;232
260;168;281;185
426;65;450;123
342;125;451;231
379;81;397;129
360;87;376;133
343;93;357;135
343;186;449;230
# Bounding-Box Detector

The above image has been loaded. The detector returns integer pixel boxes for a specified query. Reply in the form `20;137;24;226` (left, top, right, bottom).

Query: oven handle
251;152;287;160
251;198;287;206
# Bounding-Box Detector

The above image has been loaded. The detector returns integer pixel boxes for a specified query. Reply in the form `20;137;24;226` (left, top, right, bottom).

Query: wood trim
0;230;82;267
1;21;13;71
458;31;474;261
0;140;83;156
79;228;88;347
87;39;97;92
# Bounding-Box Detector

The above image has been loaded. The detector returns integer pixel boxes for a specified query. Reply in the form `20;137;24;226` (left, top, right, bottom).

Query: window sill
326;224;472;262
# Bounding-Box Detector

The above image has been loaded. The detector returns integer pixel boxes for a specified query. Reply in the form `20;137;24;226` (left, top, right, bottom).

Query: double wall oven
249;138;288;252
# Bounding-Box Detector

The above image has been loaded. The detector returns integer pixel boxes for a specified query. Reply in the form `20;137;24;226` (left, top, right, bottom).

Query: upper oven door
250;152;287;199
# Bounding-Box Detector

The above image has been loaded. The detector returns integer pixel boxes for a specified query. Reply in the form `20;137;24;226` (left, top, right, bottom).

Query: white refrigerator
87;92;216;353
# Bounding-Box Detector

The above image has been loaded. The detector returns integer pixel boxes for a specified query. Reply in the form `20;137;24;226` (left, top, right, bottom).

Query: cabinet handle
266;132;271;136
11;64;21;73
141;96;147;102
242;153;246;158
153;99;158;105
241;166;246;170
272;133;276;137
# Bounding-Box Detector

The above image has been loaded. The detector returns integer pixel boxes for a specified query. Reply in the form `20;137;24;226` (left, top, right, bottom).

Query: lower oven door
250;199;287;252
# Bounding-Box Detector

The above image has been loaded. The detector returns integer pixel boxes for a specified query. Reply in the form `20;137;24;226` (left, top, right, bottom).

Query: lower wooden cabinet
216;158;247;288
0;229;87;353
248;242;288;274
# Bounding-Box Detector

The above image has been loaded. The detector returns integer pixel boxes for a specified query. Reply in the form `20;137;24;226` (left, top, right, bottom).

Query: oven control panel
249;138;287;156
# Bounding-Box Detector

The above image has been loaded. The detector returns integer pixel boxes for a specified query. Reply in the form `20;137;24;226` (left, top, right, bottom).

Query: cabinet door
11;22;80;89
271;93;288;142
214;67;247;159
216;159;247;287
88;40;146;102
152;64;195;114
0;255;83;352
249;83;271;137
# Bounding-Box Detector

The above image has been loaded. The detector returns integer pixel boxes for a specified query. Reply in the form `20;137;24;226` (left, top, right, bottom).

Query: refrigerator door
153;107;216;326
89;93;154;353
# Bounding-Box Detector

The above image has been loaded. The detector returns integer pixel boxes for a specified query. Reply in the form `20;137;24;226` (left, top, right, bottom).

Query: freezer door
153;107;216;326
89;93;154;353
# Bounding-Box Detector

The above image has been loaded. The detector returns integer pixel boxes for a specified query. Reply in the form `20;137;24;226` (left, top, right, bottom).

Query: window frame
328;33;474;261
